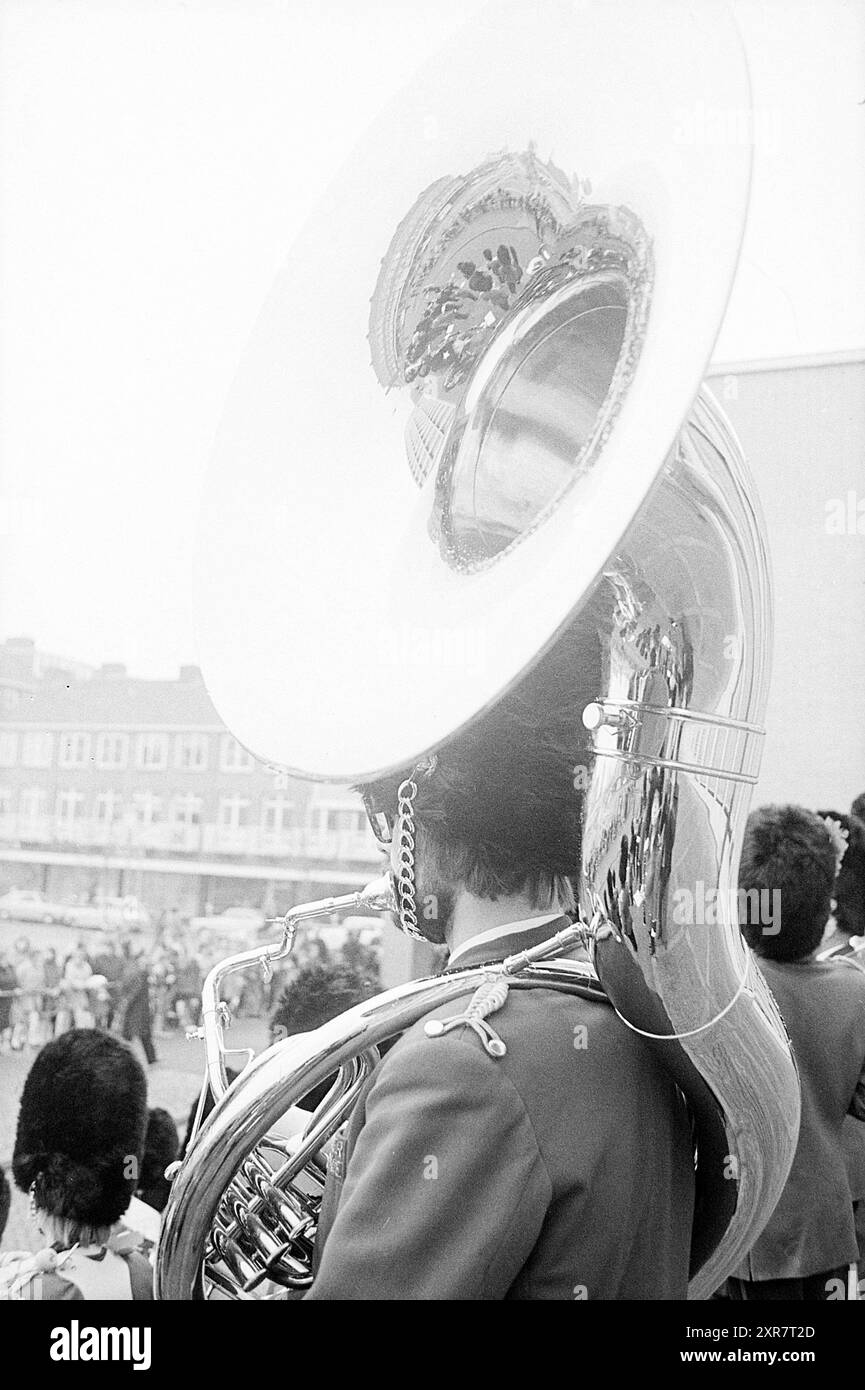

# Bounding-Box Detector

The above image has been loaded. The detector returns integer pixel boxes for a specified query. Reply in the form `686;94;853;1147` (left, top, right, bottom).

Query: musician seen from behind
1;1030;154;1300
815;808;865;1286
305;634;696;1300
726;806;865;1300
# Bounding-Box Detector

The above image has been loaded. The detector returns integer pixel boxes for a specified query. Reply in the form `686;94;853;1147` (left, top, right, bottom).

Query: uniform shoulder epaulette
424;974;510;1058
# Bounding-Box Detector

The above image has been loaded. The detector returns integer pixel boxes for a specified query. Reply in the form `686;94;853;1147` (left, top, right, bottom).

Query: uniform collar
446;912;572;972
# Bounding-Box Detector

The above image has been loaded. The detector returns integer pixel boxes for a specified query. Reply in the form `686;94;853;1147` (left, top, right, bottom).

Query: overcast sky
0;0;863;676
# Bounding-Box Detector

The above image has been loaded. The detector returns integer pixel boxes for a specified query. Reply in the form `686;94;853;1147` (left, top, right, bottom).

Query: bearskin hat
12;1029;147;1229
359;604;604;894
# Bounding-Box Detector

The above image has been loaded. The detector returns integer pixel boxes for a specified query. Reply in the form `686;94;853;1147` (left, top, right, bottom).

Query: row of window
0;788;368;835
0;730;257;773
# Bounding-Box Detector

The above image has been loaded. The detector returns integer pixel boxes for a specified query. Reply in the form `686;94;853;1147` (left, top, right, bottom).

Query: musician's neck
446;889;564;958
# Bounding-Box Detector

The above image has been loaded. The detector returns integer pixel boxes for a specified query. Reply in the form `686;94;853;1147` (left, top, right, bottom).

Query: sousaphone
157;0;800;1300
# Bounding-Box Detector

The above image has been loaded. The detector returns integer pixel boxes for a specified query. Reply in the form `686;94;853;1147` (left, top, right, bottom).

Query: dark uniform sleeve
846;971;865;1122
305;1029;552;1300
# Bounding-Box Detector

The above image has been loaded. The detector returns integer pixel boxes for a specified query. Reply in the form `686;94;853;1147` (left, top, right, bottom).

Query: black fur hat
137;1107;179;1214
359;607;604;891
12;1029;147;1229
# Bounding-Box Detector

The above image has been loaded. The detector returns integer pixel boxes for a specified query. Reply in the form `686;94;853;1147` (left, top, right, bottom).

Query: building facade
707;351;865;812
0;635;95;715
0;641;381;918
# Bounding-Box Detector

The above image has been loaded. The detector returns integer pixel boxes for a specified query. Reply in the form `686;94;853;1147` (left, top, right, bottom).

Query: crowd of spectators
0;931;208;1060
0;908;382;1062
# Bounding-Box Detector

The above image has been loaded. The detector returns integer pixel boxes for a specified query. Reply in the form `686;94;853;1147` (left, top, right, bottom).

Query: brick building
0;639;381;918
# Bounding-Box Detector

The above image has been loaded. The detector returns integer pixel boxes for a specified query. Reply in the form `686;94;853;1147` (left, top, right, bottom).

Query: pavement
0;1016;270;1253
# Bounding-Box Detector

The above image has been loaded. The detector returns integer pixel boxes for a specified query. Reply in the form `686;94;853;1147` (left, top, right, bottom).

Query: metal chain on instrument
394;756;437;942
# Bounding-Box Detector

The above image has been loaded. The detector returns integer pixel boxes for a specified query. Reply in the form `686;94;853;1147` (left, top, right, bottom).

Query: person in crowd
119;942;157;1065
172;951;203;1029
341;926;381;984
136;1108;179;1214
40;947;62;1042
240;965;265;1019
11;938;43;1051
816;810;865;956
148;943;176;1036
91;936;125;1030
297;931;332;971
727;805;865;1300
121;1108;181;1254
0;951;16;1052
222;963;245;1018
62;943;96;1029
0;1029;152;1299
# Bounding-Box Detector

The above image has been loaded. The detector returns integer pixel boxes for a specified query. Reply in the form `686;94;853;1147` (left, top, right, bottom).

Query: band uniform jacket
731;955;865;1283
306;915;695;1300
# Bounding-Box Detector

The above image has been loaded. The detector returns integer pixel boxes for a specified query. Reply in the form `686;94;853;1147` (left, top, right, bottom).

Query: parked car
190;905;266;933
318;916;384;951
0;888;70;925
189;906;267;949
62;896;151;931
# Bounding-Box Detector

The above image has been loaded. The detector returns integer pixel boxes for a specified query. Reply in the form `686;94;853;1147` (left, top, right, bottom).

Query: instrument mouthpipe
200;874;396;1104
502;922;588;974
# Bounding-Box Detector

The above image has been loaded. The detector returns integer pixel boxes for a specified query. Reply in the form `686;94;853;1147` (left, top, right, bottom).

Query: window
324;809;362;833
95;791;124;823
137;733;168;770
0;732;18;767
262;798;294;833
218;796;251;830
19;788;47;821
56;790;86;825
171;794;202;826
174;734;209;771
133;792;163;825
96;732;129;769
22;731;53;767
220;734;255;772
59;732;91;768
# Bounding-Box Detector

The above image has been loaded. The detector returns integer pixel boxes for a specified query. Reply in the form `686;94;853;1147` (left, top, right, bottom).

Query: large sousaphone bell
158;0;800;1300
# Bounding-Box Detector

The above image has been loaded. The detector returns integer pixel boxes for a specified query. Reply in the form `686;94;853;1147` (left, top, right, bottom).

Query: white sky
0;0;863;677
